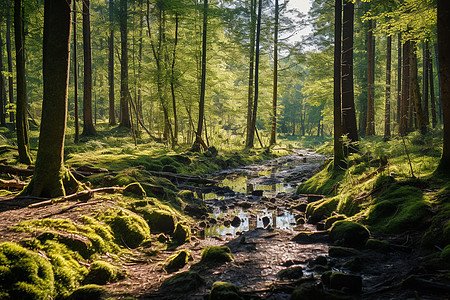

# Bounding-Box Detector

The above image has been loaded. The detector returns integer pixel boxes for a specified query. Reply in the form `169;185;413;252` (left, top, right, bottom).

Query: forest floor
0;130;449;299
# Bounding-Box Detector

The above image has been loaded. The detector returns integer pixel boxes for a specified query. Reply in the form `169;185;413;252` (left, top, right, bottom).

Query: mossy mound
209;281;243;300
441;244;450;268
306;197;339;224
164;250;192;272
200;246;233;264
329;272;362;293
324;214;347;230
277;266;303;280
135;207;177;234
67;284;106;300
160;271;205;293
173;223;191;245
329;221;370;249
290;281;351;300
0;242;55;300
84;261;120;285
123;182;146;198
100;208;150;248
365;238;389;250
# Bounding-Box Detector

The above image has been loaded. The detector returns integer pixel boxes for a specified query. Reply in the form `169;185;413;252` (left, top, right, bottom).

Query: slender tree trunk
407;43;414;132
423;41;430;126
119;0;131;128
0;25;6;127
81;0;96;136
435;43;443;123
29;0;79;197
366;18;375;136
397;33;402;130
400;40;410;136
429;44;437;128
6;8;14;124
269;0;279;146
246;0;256;148
73;0;79;143
171;14;179;145
384;35;392;141
341;0;358;151
108;0;116;125
436;0;450;173
14;0;32;164
248;0;262;149
192;0;208;152
333;0;344;169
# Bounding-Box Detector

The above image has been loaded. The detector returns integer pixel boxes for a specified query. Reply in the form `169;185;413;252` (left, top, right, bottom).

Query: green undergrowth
298;131;448;254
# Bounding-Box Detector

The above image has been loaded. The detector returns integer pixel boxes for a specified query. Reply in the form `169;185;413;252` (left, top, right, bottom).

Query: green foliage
0;242;54;300
200;246;233;264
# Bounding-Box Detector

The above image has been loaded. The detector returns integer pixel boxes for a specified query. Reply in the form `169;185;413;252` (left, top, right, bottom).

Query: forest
0;0;449;299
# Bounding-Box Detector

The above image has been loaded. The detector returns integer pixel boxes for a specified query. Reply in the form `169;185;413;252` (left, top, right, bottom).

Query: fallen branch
0;164;34;177
0;178;28;189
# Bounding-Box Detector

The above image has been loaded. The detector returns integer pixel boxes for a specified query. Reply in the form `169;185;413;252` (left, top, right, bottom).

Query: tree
6;4;14;123
26;0;79;197
82;0;96;136
14;0;32;164
192;0;208;152
245;0;257;148
269;0;279;146
436;0;450;174
410;41;426;134
384;35;392;141
0;23;6;126
119;0;131;128
399;40;410;136
429;43;437;128
365;18;375;136
333;0;344;170
108;0;116;125
73;0;79;144
341;0;358;151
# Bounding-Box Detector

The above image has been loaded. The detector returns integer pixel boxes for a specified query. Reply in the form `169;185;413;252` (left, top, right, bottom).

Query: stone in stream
277;266;303;279
251;190;264;196
230;216;241;227
329;272;362;293
262;216;270;228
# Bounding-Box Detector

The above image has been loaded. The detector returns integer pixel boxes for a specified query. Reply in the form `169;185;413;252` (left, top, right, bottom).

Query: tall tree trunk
0;24;6;127
435;43;443;123
366;18;375;136
73;0;79;143
119;0;131;128
436;0;450;173
269;0;279;146
14;0;32;164
341;0;358;151
29;0;79;197
384;35;392;141
400;40;410;136
108;0;116;125
397;33;402;129
192;0;208;152
82;0;96;136
246;0;256;148
429;44;437;128
248;0;262;149
423;40;430;126
6;7;14;124
333;0;344;169
171;14;179;145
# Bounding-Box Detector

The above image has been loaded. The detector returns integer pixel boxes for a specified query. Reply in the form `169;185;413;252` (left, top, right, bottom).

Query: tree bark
14;0;32;164
0;25;6;126
269;0;279;147
436;0;450;173
6;7;14;124
81;0;96;136
245;0;257;148
119;0;131;128
341;0;358;151
400;40;410;136
108;0;116;125
429;44;437;128
73;0;79;144
366;18;375;136
397;33;402;130
27;0;79;197
333;0;344;170
192;0;208;152
384;35;392;141
410;41;426;134
423;40;430;127
171;14;179;145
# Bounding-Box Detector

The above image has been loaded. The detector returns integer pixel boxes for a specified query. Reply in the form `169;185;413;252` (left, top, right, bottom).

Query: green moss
329;221;370;249
365;238;389;250
78;216;121;254
160;271;205;293
135;207;177;234
173;223;191;245
100;208;150;249
0;242;54;300
297;162;344;196
164;250;192;272
441;244;450;267
67;284;106;300
422;202;450;250
306;197;339;223
200;246;233;264
84;261;120;285
123;182;146;198
324;214;347;230
209;281;243;300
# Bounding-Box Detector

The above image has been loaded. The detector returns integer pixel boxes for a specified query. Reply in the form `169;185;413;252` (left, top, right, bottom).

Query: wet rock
237;201;252;209
329;221;370;249
292;231;328;244
165;250;192;272
365;238;389;250
231;216;241;227
173;223;191;245
328;246;361;258
342;257;363;272
313;255;328;266
329;272;362;293
160;271;205;293
208;217;217;224
278;266;303;280
209;281;243;300
223;220;231;227
251;190;264;196
262;216;270;228
291;281;351;300
282;259;303;267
